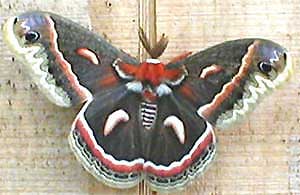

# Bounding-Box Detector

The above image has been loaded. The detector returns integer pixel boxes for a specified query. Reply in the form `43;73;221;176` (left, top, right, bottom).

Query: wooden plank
0;0;299;194
156;0;300;194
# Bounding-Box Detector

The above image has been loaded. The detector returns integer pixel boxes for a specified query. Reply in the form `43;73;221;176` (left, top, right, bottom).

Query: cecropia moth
2;11;293;192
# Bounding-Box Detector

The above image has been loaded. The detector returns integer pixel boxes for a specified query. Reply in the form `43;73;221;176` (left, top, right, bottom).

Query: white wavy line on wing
3;17;71;107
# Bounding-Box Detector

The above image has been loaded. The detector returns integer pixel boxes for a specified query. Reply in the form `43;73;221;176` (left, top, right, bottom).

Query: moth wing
3;11;138;107
69;84;144;188
69;83;217;190
167;39;291;129
143;94;216;191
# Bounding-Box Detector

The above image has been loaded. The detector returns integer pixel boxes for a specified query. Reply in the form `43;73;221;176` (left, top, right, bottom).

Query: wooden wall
0;0;299;194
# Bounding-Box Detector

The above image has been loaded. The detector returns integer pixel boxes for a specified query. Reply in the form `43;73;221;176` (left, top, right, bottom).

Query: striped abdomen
140;102;157;130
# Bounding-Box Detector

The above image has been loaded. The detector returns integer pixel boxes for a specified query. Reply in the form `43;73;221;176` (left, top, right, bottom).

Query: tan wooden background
0;0;299;194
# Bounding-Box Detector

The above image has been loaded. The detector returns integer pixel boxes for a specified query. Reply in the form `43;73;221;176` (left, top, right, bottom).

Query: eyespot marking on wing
76;48;100;65
2;16;72;107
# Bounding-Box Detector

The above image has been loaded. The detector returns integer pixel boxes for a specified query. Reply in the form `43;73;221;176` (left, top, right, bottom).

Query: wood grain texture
155;0;300;194
0;0;299;194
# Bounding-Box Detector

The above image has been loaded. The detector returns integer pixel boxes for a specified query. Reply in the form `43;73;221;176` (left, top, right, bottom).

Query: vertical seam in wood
138;0;146;61
138;0;157;61
137;1;158;194
149;0;157;50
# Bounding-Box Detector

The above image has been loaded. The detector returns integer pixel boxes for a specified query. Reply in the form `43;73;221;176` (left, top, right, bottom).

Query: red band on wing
76;118;144;173
144;131;213;177
76;114;214;177
47;16;90;101
199;41;259;118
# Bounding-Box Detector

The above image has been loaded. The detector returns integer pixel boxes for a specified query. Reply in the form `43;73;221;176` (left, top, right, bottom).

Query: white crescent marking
199;64;223;79
71;98;215;175
163;115;185;144
196;42;257;118
77;48;99;65
103;109;130;136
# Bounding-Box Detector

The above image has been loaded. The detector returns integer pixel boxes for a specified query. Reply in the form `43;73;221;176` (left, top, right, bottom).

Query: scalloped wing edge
214;52;293;130
68;98;217;191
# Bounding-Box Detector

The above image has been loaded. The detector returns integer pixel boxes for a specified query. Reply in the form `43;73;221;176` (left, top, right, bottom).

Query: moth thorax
139;102;157;130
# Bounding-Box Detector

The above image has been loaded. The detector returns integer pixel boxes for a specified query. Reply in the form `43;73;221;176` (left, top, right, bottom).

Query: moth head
250;40;293;83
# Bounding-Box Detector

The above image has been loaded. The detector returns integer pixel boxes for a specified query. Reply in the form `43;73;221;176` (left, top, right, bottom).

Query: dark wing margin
143;95;216;191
